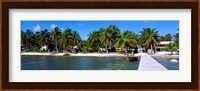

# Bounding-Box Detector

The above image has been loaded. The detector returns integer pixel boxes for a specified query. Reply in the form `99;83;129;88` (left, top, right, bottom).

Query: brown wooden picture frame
2;2;198;89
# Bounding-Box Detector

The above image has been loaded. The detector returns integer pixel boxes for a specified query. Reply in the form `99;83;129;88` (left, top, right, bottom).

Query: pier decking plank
138;53;167;71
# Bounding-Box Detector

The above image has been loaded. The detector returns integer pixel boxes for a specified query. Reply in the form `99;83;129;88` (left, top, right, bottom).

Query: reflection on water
21;56;140;70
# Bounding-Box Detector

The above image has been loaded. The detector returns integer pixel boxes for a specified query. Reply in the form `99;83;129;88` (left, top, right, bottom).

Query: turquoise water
152;57;179;70
21;56;140;70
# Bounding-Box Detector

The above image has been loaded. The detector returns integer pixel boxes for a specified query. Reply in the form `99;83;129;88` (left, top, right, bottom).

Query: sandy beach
151;52;179;58
151;55;179;59
21;52;178;58
21;52;132;57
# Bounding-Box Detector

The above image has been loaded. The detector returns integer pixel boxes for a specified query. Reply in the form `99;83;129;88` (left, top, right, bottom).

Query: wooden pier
138;53;167;71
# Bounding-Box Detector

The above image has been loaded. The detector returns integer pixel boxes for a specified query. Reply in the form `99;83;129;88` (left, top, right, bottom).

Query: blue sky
21;21;179;40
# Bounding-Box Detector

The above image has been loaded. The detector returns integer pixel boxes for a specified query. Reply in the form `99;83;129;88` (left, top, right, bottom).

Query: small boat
63;53;70;56
129;57;138;61
170;59;178;62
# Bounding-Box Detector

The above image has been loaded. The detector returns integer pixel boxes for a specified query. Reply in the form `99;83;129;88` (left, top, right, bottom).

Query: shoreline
21;52;178;58
151;54;179;59
21;52;129;57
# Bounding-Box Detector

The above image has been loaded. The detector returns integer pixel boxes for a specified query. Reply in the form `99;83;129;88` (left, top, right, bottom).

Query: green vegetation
165;32;179;54
159;33;173;41
174;32;179;49
165;43;178;54
139;28;159;52
116;30;137;55
21;25;179;55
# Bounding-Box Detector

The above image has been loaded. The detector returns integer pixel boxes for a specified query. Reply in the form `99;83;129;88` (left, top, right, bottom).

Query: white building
40;45;48;51
155;41;174;51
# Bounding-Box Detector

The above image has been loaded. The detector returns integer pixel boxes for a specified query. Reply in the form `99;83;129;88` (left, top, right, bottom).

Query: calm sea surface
21;56;140;70
152;57;179;70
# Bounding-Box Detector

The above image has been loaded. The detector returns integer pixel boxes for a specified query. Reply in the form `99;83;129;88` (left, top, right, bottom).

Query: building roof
159;41;173;45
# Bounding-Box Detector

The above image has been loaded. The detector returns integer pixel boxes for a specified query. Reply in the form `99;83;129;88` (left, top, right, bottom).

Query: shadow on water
21;55;140;70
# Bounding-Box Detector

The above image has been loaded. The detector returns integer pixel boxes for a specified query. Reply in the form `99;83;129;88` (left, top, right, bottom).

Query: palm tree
87;30;101;51
164;33;172;41
174;32;179;49
72;31;81;47
21;30;25;45
24;29;35;51
80;40;92;53
88;31;99;46
107;25;120;44
159;35;165;41
139;28;159;54
62;28;73;51
165;42;178;54
106;25;120;52
21;30;26;51
36;29;50;50
99;28;111;53
35;32;42;49
82;43;92;53
58;35;68;51
50;27;62;53
116;30;137;55
59;29;81;53
41;29;50;46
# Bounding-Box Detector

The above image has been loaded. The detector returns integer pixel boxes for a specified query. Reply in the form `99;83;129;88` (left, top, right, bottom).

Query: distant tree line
21;25;179;54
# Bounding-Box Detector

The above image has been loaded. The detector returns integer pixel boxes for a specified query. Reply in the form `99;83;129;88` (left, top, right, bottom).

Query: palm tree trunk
55;42;58;53
151;44;153;54
106;45;108;53
154;44;157;53
124;48;128;56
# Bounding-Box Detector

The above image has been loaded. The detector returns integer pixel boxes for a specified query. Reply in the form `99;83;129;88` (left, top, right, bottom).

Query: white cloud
33;24;41;32
50;23;56;29
60;28;64;31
